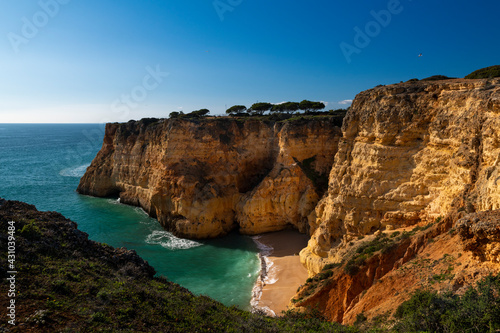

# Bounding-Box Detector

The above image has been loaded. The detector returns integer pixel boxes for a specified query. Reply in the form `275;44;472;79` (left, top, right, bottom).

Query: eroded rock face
301;79;500;275
78;118;341;238
457;210;500;263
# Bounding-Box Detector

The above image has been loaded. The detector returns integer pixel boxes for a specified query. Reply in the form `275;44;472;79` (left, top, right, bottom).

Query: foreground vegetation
393;275;500;332
2;199;499;332
0;199;355;332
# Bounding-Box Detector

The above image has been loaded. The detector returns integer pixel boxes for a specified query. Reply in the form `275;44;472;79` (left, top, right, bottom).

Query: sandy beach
252;229;309;316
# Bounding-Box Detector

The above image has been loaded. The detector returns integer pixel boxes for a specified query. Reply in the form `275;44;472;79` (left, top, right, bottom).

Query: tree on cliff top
184;109;210;118
226;105;247;115
249;102;273;115
299;100;325;113
169;111;182;118
271;102;300;114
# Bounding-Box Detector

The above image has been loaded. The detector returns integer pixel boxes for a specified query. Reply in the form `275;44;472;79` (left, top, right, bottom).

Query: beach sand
254;229;309;315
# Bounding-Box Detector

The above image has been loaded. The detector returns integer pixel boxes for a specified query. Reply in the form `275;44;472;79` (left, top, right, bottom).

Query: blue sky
0;0;499;123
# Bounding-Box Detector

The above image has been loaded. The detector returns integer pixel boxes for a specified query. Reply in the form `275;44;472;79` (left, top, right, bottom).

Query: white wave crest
252;236;274;256
59;164;90;177
145;230;202;250
263;256;278;285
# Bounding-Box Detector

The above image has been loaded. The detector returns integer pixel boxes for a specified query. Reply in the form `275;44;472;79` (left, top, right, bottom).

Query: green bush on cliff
393;274;500;332
345;234;396;276
465;65;500;79
421;75;456;81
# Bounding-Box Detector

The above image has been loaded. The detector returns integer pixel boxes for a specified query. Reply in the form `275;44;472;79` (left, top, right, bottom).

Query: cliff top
364;77;500;93
112;110;348;130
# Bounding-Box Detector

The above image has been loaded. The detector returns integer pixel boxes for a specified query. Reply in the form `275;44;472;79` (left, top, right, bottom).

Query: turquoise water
0;124;260;309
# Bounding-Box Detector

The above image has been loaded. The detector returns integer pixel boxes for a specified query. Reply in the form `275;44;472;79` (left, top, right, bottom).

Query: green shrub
52;279;71;295
390;231;400;238
465;65;500;79
421;75;456;81
345;234;396;275
318;270;334;280
322;263;341;271
89;311;110;324
354;313;367;326
394;274;500;332
20;220;42;239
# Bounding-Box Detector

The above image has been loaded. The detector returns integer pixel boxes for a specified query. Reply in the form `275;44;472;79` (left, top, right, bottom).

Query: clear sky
0;0;499;123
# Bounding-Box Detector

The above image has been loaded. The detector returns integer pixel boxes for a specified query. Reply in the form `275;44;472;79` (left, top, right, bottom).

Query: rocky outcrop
301;78;500;275
457;210;500;263
78;117;342;238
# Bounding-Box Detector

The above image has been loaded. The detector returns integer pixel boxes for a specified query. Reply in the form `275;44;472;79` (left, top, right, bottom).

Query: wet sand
253;229;309;315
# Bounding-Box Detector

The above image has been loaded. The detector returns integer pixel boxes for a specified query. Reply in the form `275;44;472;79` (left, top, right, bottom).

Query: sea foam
250;236;278;316
59;164;90;177
145;230;202;250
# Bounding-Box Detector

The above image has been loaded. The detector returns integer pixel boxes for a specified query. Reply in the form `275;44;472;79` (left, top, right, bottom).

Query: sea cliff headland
77;77;500;325
77;116;343;239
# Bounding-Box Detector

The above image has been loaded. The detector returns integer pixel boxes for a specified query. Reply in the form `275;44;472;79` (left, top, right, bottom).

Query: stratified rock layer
301;78;500;275
457;210;500;263
78;118;342;238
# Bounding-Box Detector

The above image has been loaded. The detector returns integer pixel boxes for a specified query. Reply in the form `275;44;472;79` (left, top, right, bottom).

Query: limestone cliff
301;78;500;274
291;78;500;325
78;77;500;325
77;117;342;238
293;214;500;325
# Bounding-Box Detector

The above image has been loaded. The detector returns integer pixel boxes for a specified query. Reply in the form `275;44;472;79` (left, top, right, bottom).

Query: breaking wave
145;230;202;250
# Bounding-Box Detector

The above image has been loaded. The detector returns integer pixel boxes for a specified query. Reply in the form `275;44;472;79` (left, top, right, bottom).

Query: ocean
0;123;261;310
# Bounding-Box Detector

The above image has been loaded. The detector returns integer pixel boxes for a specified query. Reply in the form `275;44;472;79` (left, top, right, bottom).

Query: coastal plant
322;263;342;271
393;274;500;332
390;231;400;238
344;234;397;275
465;65;500;79
19;219;42;239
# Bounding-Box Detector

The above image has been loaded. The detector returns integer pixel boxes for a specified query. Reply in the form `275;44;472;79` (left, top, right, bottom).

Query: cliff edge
77;117;342;239
78;77;500;324
302;78;500;274
293;78;500;325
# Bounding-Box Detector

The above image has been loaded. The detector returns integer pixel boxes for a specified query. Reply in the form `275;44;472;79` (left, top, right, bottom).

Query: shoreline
251;229;309;316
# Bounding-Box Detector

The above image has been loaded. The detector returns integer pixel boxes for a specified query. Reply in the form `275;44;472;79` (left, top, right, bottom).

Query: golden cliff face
77;117;342;238
301;78;500;275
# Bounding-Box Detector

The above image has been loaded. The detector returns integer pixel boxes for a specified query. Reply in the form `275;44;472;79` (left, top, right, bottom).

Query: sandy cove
252;229;309;316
